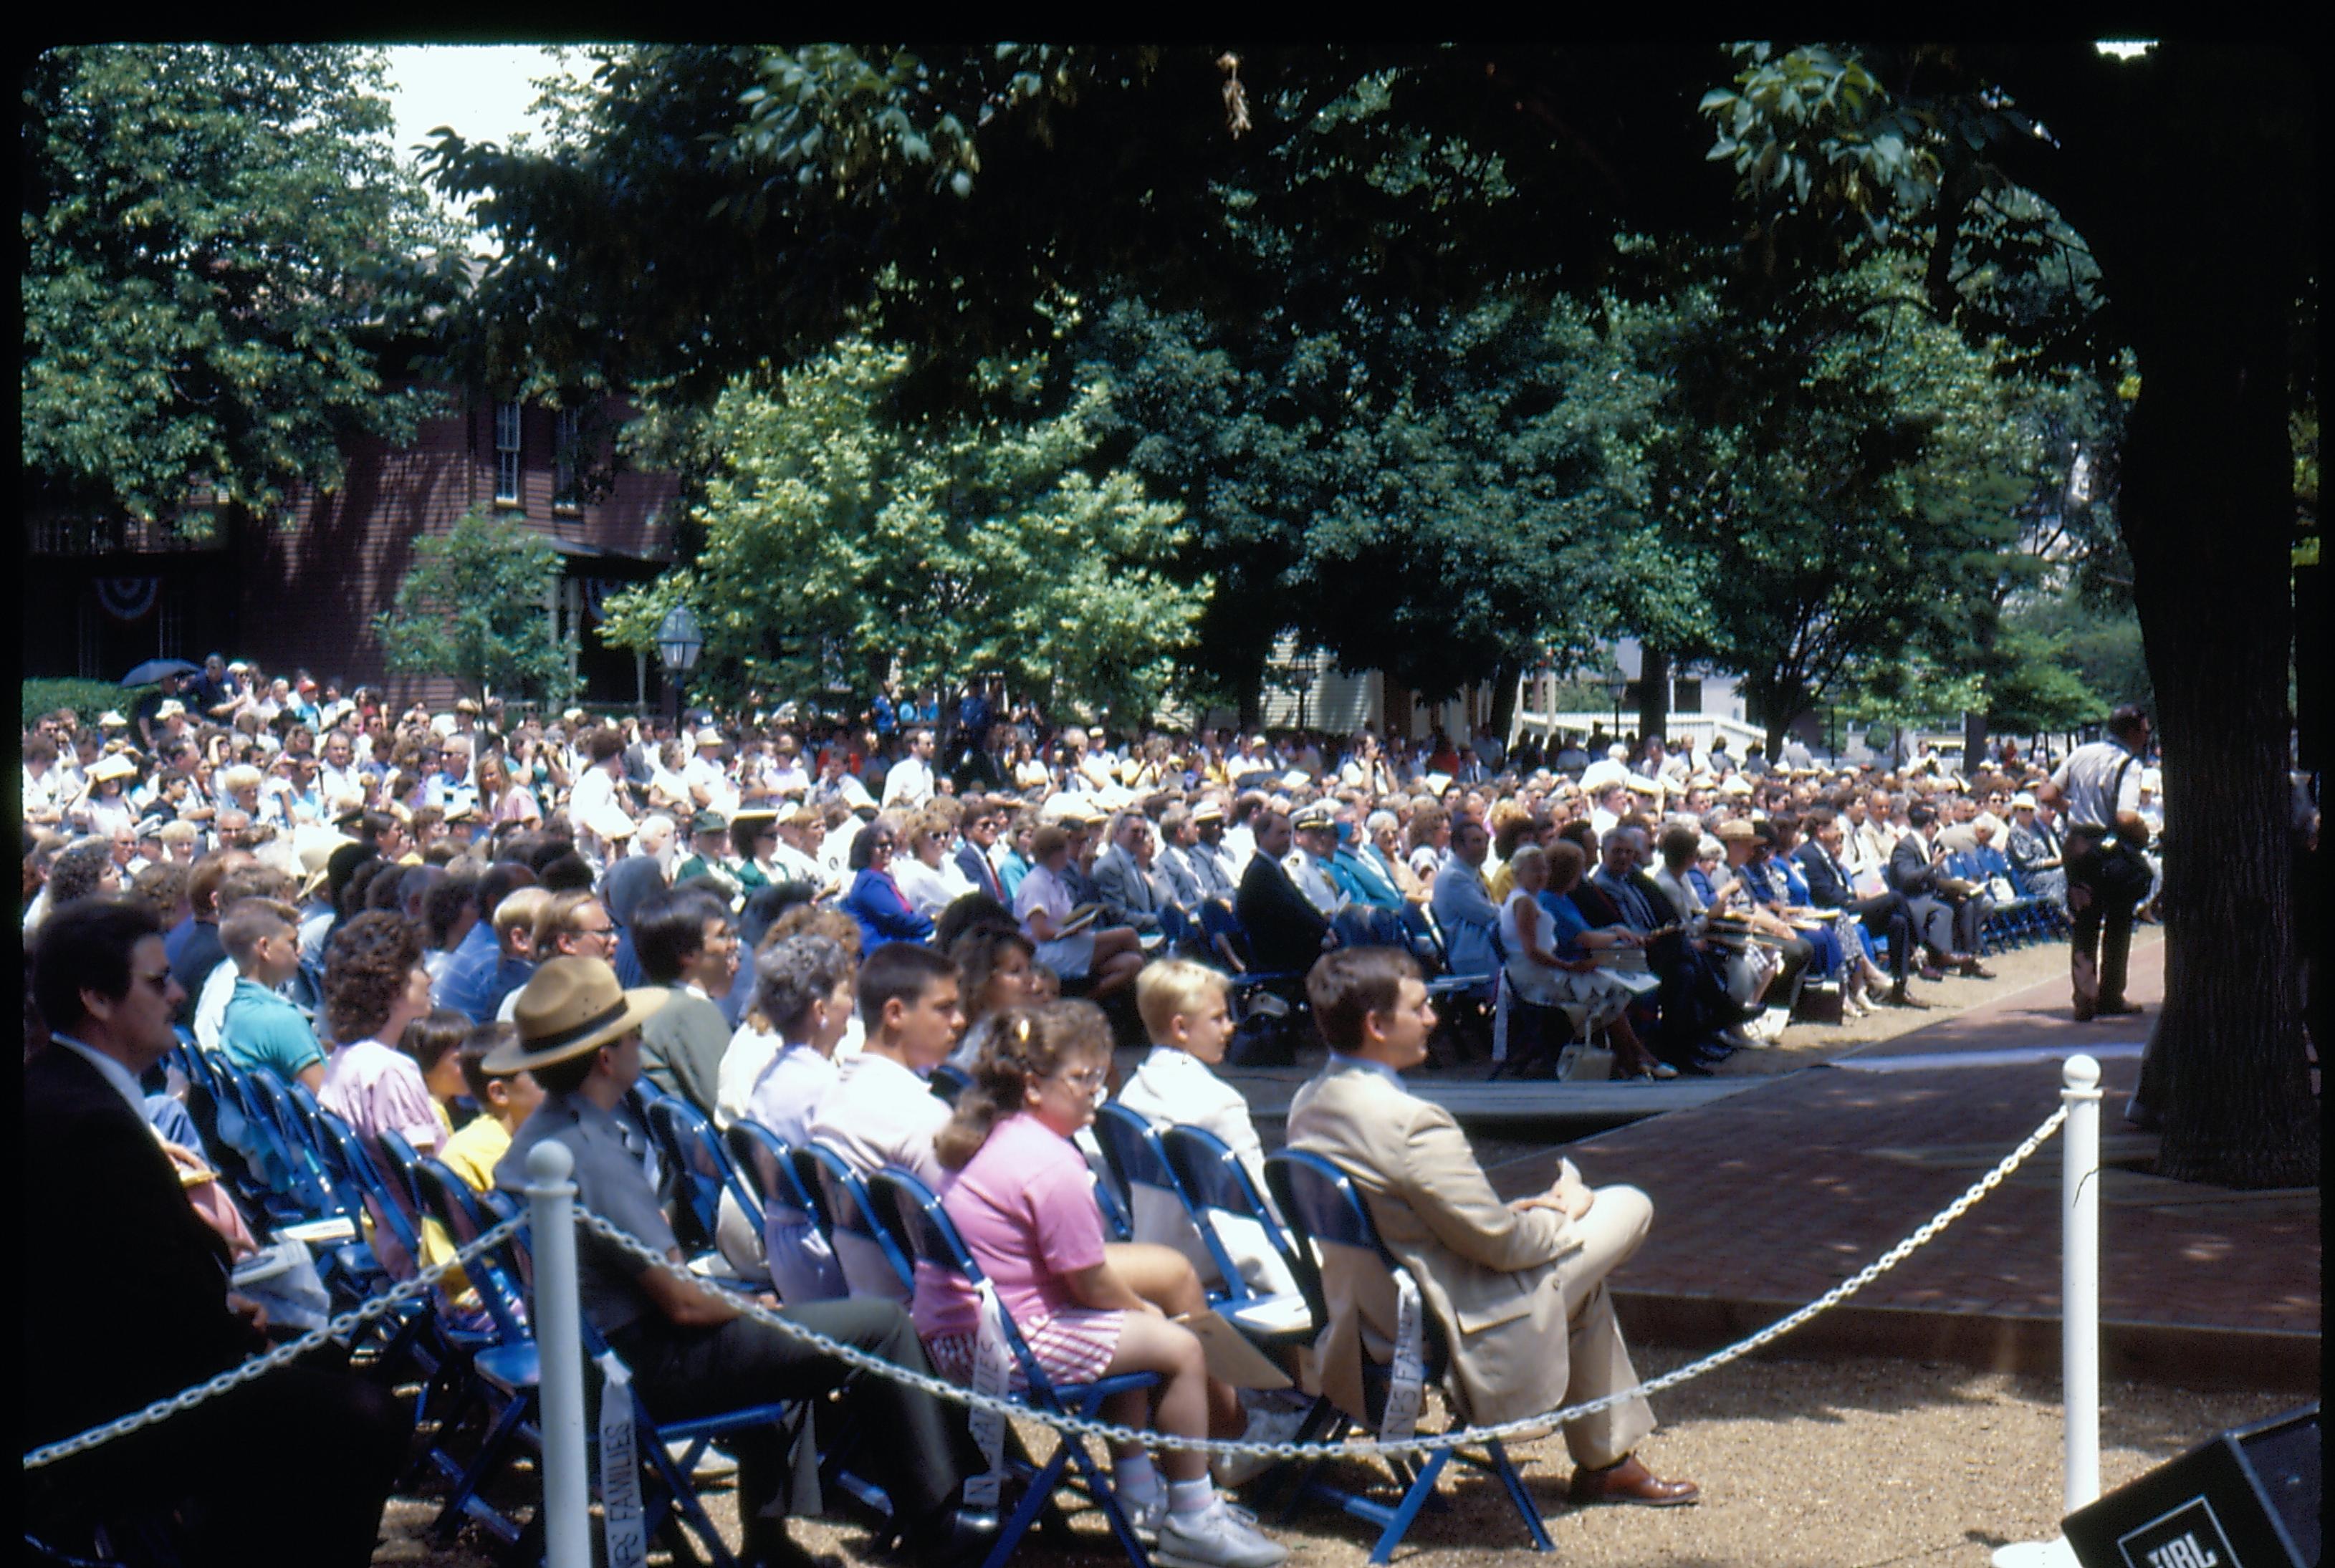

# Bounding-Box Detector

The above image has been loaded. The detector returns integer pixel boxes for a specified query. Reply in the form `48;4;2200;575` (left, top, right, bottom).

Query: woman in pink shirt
318;912;443;1272
914;1001;1282;1565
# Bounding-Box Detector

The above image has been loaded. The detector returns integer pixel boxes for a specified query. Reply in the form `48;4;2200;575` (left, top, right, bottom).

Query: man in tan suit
1285;948;1698;1507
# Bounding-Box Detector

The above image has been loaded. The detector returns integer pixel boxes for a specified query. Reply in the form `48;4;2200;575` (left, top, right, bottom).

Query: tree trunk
1636;645;1672;751
1962;708;1988;777
1236;668;1264;733
2119;286;2316;1190
1487;658;1521;746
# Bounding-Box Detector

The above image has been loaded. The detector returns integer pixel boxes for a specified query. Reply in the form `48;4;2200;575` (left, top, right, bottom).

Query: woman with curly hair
319;911;441;1155
42;838;122;913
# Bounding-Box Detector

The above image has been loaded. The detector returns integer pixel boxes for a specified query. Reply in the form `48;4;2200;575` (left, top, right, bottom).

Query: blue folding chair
1264;1150;1553;1564
1157;1124;1315;1347
1092;1103;1240;1286
929;1062;972;1105
726;1120;848;1306
643;1094;728;1254
410;1157;538;1544
801;1141;916;1300
867;1168;1161;1568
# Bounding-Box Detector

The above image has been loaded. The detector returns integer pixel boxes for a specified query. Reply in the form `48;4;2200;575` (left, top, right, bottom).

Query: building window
494;400;524;506
553;408;582;512
1673;678;1704;713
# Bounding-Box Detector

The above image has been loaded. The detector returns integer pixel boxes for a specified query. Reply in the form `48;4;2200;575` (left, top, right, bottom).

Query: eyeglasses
1053;1066;1109;1092
133;968;173;993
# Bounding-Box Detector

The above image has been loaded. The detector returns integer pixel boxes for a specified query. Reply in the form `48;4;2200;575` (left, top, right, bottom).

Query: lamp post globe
656;604;703;675
656;603;702;723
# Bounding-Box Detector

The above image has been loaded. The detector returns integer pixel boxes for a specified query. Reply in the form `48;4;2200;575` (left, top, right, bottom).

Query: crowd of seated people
24;675;2205;1562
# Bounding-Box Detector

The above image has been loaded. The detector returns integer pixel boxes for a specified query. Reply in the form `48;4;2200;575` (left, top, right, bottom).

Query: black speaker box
2063;1403;2319;1568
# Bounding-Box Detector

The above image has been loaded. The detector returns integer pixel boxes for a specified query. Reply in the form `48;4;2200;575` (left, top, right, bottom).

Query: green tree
598;337;1207;730
23;45;461;525
374;511;577;706
1702;41;2316;1186
1605;251;2049;753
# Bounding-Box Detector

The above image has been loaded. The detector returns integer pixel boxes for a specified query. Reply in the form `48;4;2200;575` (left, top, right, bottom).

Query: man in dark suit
1235;808;1334;972
26;897;406;1567
951;799;1007;903
1886;802;1994;978
1795;807;1929;1006
1576;825;1750;1069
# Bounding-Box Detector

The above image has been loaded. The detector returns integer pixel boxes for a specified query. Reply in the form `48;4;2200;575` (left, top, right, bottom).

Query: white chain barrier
569;1102;2071;1461
21;1211;527;1472
21;1100;2067;1472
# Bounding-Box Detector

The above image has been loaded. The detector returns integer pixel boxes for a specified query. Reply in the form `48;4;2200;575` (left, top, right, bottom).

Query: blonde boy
1115;961;1297;1297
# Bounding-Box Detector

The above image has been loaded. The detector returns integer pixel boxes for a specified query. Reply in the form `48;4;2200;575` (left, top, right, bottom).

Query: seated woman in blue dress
841;820;935;952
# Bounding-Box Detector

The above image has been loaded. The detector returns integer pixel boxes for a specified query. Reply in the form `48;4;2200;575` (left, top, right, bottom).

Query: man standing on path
2040;705;2154;1021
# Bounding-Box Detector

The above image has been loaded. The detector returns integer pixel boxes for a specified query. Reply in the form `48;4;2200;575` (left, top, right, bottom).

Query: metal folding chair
1264;1150;1553;1564
800;1140;916;1300
867;1167;1162;1568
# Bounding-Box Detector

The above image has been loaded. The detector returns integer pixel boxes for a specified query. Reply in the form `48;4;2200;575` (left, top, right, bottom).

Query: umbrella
120;657;198;688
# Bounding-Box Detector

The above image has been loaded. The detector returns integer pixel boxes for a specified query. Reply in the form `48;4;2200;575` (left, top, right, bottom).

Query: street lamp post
656;604;703;726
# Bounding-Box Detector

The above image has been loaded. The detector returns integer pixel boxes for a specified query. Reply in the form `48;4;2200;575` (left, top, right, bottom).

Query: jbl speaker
2063;1404;2319;1568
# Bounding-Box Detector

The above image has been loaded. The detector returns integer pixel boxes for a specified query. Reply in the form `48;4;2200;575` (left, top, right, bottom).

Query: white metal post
527;1139;592;1568
1990;1054;2105;1568
2061;1053;2102;1512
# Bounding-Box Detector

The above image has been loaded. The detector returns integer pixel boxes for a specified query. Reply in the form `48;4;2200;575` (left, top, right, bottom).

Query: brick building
21;388;682;708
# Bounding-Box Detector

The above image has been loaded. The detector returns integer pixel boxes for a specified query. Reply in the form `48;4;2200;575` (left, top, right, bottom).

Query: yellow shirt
416;1114;512;1298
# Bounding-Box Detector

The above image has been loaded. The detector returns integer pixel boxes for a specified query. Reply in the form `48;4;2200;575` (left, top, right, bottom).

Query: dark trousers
2067;862;2137;1008
1904;894;1982;959
30;1360;407;1568
1845;893;1917;982
614;1297;977;1537
1645;934;1753;1064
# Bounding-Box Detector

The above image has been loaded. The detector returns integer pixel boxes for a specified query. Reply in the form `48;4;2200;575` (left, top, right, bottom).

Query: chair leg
1368;1448;1450;1565
433;1391;534;1544
1486;1439;1553;1553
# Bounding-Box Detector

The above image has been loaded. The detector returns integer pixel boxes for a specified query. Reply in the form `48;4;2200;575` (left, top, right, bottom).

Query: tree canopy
596;335;1207;728
374;510;577;706
22;45;461;525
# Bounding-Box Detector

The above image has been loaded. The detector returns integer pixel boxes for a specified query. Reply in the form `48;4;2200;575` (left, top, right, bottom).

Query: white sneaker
1155;1496;1289;1568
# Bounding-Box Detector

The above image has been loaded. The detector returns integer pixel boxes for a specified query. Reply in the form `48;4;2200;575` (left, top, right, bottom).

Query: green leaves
23;46;461;524
600;334;1206;726
373;510;578;705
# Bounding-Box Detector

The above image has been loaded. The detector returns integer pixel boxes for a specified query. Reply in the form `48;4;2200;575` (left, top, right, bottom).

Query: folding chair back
378;1126;428;1212
313;1108;427;1263
929;1062;972;1105
802;1141;916;1299
1159;1124;1308;1307
643;1095;728;1252
1093;1102;1233;1286
413;1157;530;1342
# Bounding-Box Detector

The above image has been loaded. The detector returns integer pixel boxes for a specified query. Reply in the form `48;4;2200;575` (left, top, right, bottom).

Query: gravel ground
380;929;2254;1568
379;1345;2296;1567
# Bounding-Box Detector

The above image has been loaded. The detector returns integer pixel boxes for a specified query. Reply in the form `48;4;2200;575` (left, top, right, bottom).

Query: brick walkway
1487;935;2323;1390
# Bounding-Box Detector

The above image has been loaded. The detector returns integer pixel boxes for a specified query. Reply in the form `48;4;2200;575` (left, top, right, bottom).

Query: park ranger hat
690;807;729;836
486;956;670;1074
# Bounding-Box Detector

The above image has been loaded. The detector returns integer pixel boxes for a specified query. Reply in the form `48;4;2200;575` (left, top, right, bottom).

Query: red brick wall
234;388;680;707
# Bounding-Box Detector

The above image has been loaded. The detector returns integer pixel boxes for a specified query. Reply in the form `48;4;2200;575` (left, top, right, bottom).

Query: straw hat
89;754;138;783
484;957;669;1074
1715;819;1758;842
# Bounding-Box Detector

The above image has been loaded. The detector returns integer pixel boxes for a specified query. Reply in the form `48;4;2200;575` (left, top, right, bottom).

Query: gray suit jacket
1092;842;1164;932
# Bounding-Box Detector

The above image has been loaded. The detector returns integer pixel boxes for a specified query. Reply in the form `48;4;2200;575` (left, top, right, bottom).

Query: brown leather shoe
1567;1454;1700;1508
1955;955;1997;980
